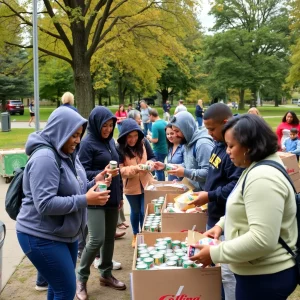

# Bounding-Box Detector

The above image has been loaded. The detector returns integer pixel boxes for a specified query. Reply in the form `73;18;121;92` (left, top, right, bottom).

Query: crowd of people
15;95;300;300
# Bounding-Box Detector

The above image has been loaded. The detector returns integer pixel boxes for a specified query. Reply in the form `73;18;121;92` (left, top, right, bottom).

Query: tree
1;0;199;117
206;0;290;109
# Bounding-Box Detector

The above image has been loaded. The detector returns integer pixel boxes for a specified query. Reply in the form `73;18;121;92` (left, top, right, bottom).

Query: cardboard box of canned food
144;181;190;213
142;203;163;233
131;231;221;300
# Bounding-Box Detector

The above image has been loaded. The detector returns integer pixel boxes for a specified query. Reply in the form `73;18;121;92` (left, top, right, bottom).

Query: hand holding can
86;183;110;206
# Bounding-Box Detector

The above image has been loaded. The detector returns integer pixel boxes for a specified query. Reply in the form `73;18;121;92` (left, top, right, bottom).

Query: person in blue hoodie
156;111;214;191
16;106;111;300
76;106;126;299
61;92;78;112
190;103;244;300
282;128;300;160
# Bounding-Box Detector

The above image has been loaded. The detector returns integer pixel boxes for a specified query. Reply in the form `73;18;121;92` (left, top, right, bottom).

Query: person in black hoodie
76;107;126;300
190;103;243;300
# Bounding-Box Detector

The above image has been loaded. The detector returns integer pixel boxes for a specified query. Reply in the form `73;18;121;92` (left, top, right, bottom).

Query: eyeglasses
170;116;176;123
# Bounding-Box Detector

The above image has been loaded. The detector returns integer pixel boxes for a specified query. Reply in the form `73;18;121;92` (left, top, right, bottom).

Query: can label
150;225;158;232
183;260;194;268
165;163;176;171
97;183;107;191
109;160;117;169
154;203;162;214
153;254;164;265
136;263;148;270
139;164;151;170
171;240;181;250
143;257;154;269
188;245;200;257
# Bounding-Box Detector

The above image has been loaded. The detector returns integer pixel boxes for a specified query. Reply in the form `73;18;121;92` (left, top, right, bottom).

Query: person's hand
203;225;222;239
153;161;165;171
137;165;151;173
86;184;110;206
146;160;155;170
146;135;151;141
189;244;212;268
190;191;209;207
282;147;286;152
94;170;112;187
167;165;185;177
105;164;119;177
118;200;124;210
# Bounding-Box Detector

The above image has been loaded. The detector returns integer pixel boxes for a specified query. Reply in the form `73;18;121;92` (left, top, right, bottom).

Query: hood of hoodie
87;106;117;141
25;106;87;158
117;118;144;144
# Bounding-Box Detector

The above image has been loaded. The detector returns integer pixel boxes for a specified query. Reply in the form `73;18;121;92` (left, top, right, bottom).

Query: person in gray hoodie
156;111;214;191
16;107;111;300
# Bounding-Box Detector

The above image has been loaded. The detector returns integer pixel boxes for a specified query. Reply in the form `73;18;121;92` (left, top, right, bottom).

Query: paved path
0;177;130;292
0;122;47;130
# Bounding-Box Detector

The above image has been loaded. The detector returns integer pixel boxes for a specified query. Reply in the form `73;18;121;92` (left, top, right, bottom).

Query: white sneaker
113;260;122;270
35;285;48;291
93;258;122;270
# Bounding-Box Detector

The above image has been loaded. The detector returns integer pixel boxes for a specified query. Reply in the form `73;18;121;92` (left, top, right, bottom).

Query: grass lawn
0;129;35;149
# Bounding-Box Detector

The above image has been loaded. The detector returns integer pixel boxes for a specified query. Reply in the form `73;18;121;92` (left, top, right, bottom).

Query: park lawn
7;107;55;122
0;129;35;149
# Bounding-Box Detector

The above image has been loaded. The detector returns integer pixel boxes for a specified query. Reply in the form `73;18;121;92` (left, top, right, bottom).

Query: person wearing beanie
117;119;155;248
155;111;214;191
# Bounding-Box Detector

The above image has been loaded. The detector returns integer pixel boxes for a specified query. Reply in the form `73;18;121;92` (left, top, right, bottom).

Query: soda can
181;241;187;252
154;203;162;215
150;225;158;232
172;240;181;250
144;257;154;269
158;196;165;201
97;183;107;192
156;238;164;243
169;255;179;266
157;245;167;251
138;249;148;257
166;260;177;268
139;243;147;248
136;263;148;270
165;163;176;171
151;199;158;204
164;237;172;249
154;243;161;248
153;254;164;266
157;240;168;247
149;250;158;257
144;224;151;231
109;160;118;170
147;246;155;252
183;260;194;269
165;253;174;261
174;249;184;254
140;253;150;261
136;258;142;262
149;214;156;217
177;252;185;267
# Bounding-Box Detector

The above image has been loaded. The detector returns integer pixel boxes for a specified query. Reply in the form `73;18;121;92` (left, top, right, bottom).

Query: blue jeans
117;123;122;132
143;122;152;136
17;232;78;300
126;194;144;235
154;152;167;181
235;266;297;300
196;116;203;127
37;271;48;286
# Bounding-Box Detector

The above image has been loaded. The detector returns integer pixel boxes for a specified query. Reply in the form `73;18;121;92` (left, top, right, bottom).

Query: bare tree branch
54;0;68;15
5;41;73;66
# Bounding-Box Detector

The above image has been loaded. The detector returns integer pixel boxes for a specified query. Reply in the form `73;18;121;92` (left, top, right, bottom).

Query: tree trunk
1;99;5;112
129;93;133;104
274;94;279;107
118;77;124;104
98;94;102;106
108;95;111;106
161;89;169;103
238;89;245;110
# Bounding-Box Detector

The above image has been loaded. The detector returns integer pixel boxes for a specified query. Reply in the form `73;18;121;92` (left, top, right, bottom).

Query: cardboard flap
187;230;206;245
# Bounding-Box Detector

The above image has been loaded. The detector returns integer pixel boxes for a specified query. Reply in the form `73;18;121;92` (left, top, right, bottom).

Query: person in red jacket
115;104;127;132
276;111;300;149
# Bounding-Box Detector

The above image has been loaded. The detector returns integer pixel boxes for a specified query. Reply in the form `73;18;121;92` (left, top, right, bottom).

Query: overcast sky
198;0;215;32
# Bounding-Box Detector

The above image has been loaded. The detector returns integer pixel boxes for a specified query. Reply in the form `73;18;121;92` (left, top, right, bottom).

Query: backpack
241;160;300;283
5;146;61;220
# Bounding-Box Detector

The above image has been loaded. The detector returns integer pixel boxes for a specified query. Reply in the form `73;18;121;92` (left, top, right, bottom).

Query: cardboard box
142;203;160;233
294;179;300;193
290;172;300;183
144;181;189;213
131;231;221;300
278;152;299;175
161;194;208;233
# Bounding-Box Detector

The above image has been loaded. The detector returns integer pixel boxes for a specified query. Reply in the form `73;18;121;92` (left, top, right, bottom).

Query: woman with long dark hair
117;118;155;248
115;104;127;132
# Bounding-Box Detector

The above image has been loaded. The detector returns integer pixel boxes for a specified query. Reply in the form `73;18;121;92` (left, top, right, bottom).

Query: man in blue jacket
191;103;243;300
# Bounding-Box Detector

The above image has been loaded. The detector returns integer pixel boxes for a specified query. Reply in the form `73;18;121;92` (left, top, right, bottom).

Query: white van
298;99;300;106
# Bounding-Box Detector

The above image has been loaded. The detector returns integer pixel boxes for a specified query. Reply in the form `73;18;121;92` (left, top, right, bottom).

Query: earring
243;152;247;164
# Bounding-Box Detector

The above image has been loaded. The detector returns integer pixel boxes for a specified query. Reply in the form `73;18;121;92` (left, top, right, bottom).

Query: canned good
136;258;142;262
154;203;162;215
181;242;187;252
139;164;151;171
144;224;151;231
172;240;181;250
158;196;165;201
144;257;154;269
149;250;158;257
149;214;156;217
136;263;148;270
165;163;176;171
164;237;172;249
153;254;164;266
188;245;200;257
169;255;179;266
165;253;174;261
151;199;158;204
177;253;185;266
140;253;150;261
97;183;107;192
166;260;177;268
166;249;174;253
183;260;194;269
109;160;118;169
150;225;158;232
157;245;167;251
139;243;147;248
158;224;162;232
156;238;164;243
167;203;174;207
154;243;161;248
147;246;155;252
174;249;184;254
138;249;148;257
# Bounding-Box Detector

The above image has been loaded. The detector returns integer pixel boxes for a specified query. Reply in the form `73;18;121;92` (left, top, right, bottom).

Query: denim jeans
36;271;48;286
235;266;297;300
196;116;203;127
206;224;236;300
126;194;145;235
154;151;167;181
143;122;152;136
17;231;78;300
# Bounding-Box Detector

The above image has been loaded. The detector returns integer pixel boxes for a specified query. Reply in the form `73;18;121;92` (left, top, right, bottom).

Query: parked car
297;99;300;107
5;100;24;115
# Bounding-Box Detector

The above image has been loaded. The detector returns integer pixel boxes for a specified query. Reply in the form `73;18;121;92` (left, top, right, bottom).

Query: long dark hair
118;104;125;115
165;124;173;150
282;111;299;125
118;132;144;160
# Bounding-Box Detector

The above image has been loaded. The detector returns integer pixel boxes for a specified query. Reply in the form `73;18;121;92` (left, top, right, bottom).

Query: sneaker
28;124;31;127
112;260;122;270
35;284;48;291
93;257;100;269
132;235;137;248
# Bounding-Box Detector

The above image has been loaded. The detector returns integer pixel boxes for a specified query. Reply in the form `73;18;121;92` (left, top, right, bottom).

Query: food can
149;214;156;217
188;245;200;257
169;255;179;266
158;196;165;201
181;241;187;252
151;199;158;204
165;253;174;261
109;160;118;169
97;183;107;192
140;253;151;261
172;240;181;250
158;224;162;232
183;260;194;269
177;252;185;266
166;260;177;268
154;203;162;215
157;245;167;251
150;225;158;232
147;246;155;252
149;250;158;257
174;249;184;254
156;238;164;243
136;263;148;270
139;243;147;248
166;249;174;253
154;243;161;248
165;163;176;171
144;223;151;231
157;241;168;247
144;257;154;269
153;254;164;266
138;249;148;257
164;237;172;249
136;258;142;262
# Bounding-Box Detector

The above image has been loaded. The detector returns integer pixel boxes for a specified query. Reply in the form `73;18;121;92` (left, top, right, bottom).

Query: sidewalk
0;176;131;294
0;122;47;129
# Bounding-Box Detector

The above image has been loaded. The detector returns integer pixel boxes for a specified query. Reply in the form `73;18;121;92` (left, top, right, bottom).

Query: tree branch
5;41;73;66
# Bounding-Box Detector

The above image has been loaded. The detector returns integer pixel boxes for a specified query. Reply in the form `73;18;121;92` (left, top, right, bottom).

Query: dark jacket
16;107;90;243
79;106;122;209
206;142;244;227
62;103;78;112
195;105;203;118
